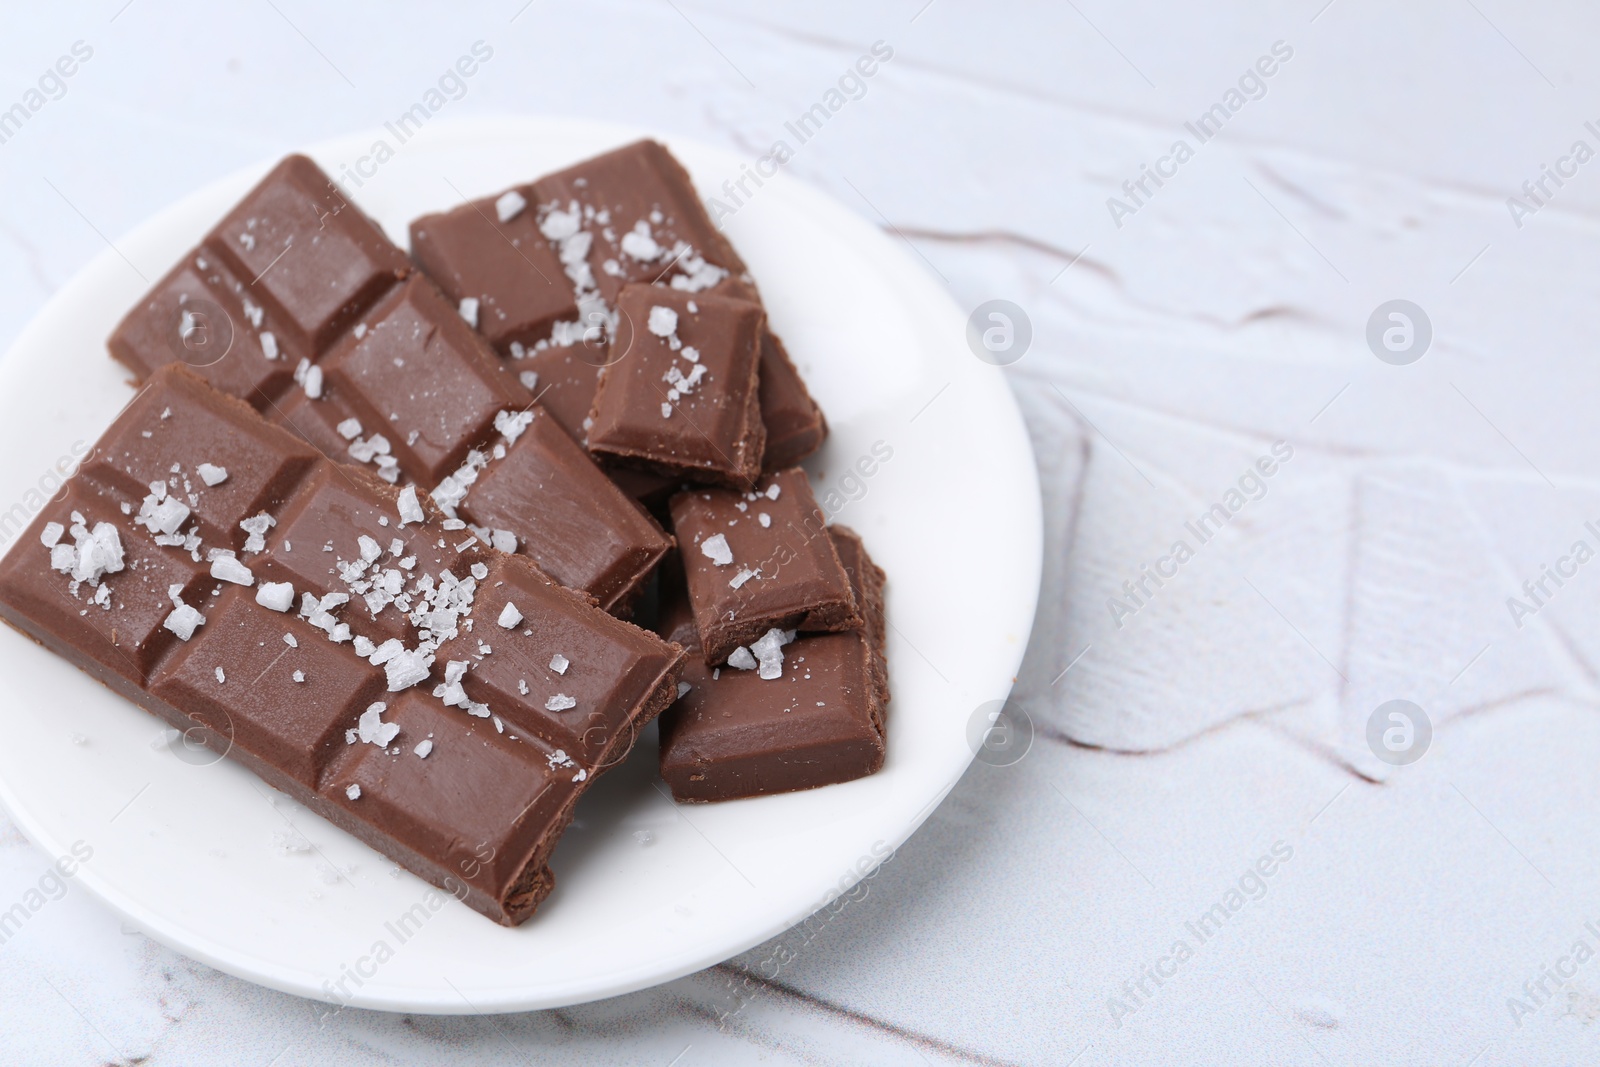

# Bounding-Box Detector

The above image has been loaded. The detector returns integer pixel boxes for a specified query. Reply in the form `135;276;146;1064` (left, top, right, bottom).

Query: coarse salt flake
197;463;228;486
498;602;523;629
700;533;732;567
397;485;425;527
210;555;255;586
550;653;569;675
458;297;480;328
357;701;400;746
647;306;678;338
495;189;527;222
256;581;294;611
545;694;577;712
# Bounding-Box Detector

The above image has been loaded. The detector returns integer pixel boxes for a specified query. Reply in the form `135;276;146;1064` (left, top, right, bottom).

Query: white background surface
1;1;1596;1064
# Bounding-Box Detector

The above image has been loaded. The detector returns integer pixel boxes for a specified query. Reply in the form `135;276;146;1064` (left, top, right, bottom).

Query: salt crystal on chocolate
414;738;434;758
495;190;527;222
498;602;523;629
647;306;678;338
357;701;400;746
240;513;276;554
260;332;279;361
336;417;363;441
750;627;793;681
700;533;732;567
550;653;569;675
40;522;65;548
726;646;757;671
545;694;577;712
163;588;206;642
397;486;424;527
197;463;228;487
210;556;255;586
459;297;480;328
346;784;361;800
255;581;294;611
385;649;433;692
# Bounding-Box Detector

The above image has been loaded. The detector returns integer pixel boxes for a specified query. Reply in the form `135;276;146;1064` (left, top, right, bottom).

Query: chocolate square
588;286;765;489
254;463;490;647
0;480;218;690
108;250;301;409
150;587;390;789
81;366;321;547
453;407;672;615
668;467;860;665
203;154;410;356
320;688;581;910
320;276;531;486
514;343;601;440
408;188;577;355
531;139;750;303
430;554;687;771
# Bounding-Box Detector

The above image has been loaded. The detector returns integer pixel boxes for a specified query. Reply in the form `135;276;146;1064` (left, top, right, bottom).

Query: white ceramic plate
0;117;1041;1013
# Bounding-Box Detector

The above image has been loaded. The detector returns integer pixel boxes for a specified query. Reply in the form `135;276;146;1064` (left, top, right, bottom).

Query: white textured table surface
3;2;1597;1064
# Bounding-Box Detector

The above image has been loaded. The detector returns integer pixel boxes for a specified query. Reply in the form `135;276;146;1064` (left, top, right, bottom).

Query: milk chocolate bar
0;366;685;925
107;155;669;615
659;525;888;801
668;467;861;665
588;286;766;489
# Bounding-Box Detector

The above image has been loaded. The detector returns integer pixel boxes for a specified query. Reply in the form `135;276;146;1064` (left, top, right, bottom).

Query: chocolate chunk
758;330;826;470
0;365;686;926
82;366;321;545
320;275;531;486
659;526;888;802
588;286;765;489
431;554;683;769
453;407;672;615
151;587;389;789
532;140;750;303
668;467;861;665
108;251;300;409
0;480;218;692
408;189;577;355
204;154;410;356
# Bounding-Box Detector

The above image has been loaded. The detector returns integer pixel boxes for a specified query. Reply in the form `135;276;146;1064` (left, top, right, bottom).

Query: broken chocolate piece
454;406;673;615
668;467;861;665
588;286;765;489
